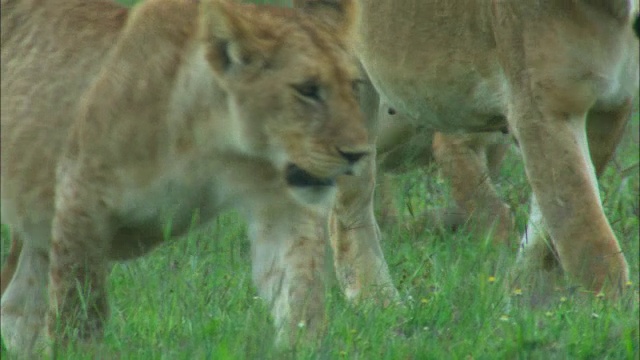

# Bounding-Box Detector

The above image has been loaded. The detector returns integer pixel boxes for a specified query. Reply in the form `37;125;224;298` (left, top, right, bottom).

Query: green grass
1;0;638;358
1;114;637;359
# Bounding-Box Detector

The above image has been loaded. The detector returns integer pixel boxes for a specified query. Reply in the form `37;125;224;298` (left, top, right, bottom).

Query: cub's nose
337;148;369;164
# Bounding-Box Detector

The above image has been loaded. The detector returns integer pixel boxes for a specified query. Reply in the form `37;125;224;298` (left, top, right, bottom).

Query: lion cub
1;0;369;354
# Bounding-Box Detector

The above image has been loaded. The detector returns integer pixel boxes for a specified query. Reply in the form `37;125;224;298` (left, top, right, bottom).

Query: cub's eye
293;80;322;102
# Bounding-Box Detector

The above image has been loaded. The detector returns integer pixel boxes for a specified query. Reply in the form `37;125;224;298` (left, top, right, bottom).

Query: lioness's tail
0;233;22;297
581;0;638;22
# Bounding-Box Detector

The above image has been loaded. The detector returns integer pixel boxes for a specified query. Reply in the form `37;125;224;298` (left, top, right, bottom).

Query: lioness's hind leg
1;232;49;357
1;231;23;295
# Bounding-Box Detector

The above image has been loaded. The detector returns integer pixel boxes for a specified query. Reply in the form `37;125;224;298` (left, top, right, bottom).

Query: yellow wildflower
512;288;523;296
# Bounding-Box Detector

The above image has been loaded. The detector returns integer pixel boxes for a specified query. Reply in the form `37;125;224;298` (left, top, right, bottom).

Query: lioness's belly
365;65;508;132
356;0;508;132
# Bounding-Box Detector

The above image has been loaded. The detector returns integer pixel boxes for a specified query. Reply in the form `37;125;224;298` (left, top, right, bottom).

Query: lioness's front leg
47;168;111;345
512;114;630;297
505;86;630;299
494;2;633;300
330;155;399;304
249;200;330;345
432;132;513;244
514;100;633;301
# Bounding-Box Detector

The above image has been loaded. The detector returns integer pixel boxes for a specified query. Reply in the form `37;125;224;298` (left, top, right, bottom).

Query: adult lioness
0;0;373;355
296;0;639;303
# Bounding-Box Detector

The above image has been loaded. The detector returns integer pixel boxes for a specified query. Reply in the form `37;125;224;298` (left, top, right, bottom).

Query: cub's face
203;3;371;193
237;29;370;188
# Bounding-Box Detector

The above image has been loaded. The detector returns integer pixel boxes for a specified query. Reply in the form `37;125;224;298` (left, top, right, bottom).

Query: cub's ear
199;0;278;76
292;0;357;39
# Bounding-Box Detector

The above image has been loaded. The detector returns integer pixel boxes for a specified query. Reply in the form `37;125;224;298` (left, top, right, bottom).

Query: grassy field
1;120;638;359
1;121;639;359
1;0;638;359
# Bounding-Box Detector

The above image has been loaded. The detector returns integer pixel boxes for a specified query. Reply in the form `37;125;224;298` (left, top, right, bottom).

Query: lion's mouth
285;164;336;187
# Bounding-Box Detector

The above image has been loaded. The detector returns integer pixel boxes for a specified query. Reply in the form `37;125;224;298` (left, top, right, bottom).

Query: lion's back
1;0;128;225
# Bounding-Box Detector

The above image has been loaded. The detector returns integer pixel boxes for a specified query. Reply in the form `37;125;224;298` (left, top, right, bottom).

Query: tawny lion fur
1;0;375;355
295;0;639;304
372;100;513;240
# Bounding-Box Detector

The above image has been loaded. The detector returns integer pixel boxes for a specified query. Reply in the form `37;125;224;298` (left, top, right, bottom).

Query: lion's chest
108;154;283;253
115;173;221;240
109;156;227;244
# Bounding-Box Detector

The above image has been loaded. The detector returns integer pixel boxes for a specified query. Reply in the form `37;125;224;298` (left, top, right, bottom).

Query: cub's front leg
330;154;400;305
47;162;112;346
248;196;331;346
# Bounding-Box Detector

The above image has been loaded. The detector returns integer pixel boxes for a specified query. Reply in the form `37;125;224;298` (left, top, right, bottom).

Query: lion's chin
285;164;336;187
